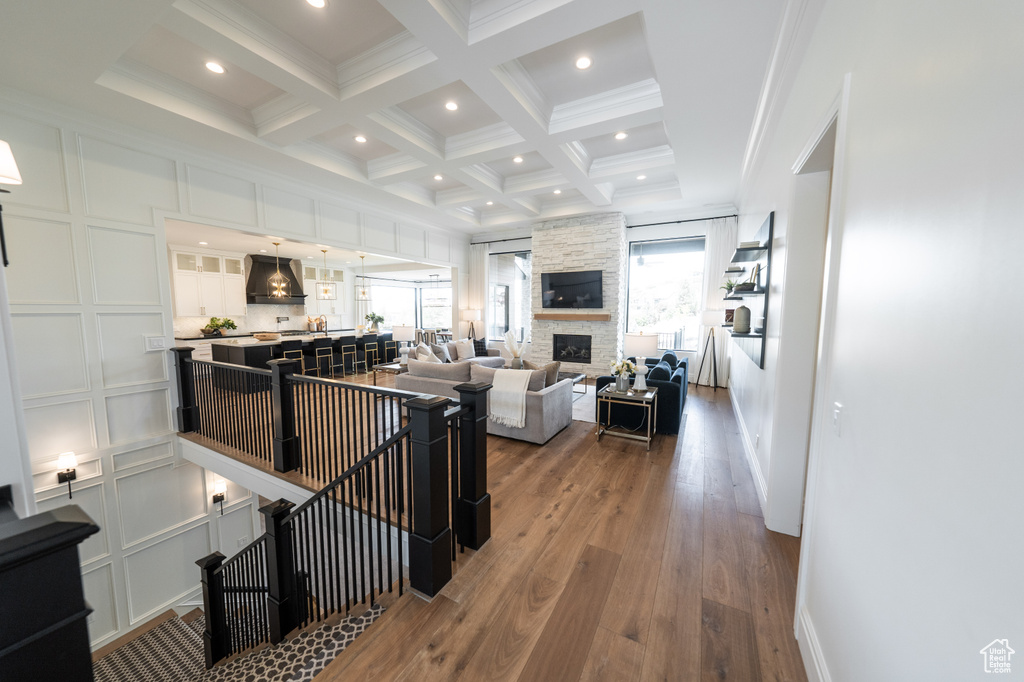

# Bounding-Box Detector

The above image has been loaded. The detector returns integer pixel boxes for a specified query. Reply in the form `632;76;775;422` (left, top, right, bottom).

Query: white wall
0;91;469;650
734;0;1024;679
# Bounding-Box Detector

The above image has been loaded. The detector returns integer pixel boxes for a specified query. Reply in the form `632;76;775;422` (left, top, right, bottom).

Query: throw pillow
473;339;488;356
445;341;459;360
415;342;437;362
648;360;672;382
524;360;560;388
455;338;476;360
429;343;452;362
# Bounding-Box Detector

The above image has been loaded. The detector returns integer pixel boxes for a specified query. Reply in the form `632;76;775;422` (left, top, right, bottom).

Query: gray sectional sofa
395;359;572;444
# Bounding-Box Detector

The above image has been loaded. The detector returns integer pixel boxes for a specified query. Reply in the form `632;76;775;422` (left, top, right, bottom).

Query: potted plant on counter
365;312;384;333
200;317;237;336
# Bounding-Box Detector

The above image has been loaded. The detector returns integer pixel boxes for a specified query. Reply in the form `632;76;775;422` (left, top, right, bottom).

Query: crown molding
548;78;662;136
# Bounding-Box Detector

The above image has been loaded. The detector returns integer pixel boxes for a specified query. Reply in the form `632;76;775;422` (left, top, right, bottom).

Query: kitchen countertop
174;329;356;341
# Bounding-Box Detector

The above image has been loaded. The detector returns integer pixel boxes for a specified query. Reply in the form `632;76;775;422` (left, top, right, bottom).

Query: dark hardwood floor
311;382;807;681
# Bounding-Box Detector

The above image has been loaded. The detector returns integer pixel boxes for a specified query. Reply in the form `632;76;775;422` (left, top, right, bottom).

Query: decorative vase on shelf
356;325;365;339
615;373;629;392
510;356;524;370
368;323;379;334
733;305;751;334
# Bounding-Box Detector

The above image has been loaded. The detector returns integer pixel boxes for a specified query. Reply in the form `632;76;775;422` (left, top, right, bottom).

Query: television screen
541;270;603;309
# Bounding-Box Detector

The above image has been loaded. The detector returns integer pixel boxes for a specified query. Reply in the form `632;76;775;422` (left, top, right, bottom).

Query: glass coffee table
557;371;587;395
596;384;658;450
371;361;407;386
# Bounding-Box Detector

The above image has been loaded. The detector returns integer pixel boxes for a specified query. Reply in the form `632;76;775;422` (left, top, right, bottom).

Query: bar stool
309;337;333;377
335;342;357;377
354;340;379;374
383;339;398;363
280;339;304;369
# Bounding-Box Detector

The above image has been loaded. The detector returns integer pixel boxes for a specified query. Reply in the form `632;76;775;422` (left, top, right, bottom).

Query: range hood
245;254;306;305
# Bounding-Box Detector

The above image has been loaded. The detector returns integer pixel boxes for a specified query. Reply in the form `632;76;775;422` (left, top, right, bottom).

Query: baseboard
797;606;831;682
728;388;768;516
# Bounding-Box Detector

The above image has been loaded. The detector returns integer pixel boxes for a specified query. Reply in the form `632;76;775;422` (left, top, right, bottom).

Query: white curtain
696;216;738;386
467;243;489;341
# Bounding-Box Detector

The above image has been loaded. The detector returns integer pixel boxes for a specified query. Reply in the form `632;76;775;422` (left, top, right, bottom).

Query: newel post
171;347;198;433
261;499;298;644
454;381;492;549
406;395;453;597
268;358;301;472
195;552;228;668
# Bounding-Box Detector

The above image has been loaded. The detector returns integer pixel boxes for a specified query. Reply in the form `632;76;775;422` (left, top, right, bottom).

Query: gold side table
596;384;658;451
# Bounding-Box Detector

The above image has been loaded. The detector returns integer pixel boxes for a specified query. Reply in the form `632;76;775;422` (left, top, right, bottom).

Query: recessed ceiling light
615;132;628;140
637;175;647;180
434;174;443;181
445;101;458;111
205;61;225;74
198;241;208;245
354;135;367;143
260;249;267;253
554;189;562;194
346;261;352;264
575;56;592;70
513;156;523;163
307;256;314;259
306;0;326;7
486;201;493;206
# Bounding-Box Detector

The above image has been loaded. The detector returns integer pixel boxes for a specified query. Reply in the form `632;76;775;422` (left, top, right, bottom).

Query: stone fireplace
529;213;627;378
553;334;592;363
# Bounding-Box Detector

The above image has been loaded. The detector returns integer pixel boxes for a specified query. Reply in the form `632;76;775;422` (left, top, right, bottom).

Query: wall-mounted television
541;270;603;309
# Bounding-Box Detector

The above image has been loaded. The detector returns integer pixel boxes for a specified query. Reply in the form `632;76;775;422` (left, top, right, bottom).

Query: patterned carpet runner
92;605;384;682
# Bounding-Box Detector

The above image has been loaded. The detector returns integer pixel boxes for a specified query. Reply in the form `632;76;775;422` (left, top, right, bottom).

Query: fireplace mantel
533;312;611;322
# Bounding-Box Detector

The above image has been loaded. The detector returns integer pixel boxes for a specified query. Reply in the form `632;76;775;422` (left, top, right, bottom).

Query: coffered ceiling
0;0;785;234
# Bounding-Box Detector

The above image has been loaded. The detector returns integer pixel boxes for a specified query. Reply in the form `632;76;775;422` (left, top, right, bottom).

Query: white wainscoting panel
78;136;178;224
37;481;109;563
82;562;119;645
363;215;397;253
96;313;168;387
105;388;171;445
123;523;210;623
87;226;162;305
116;462;207;547
320;203;360;244
3;216;79;304
264;187;315;238
112;441;174;471
1;115;68;212
11;313;89;397
24;398;96;463
186;165;258;226
427;232;450;263
399;224;426;259
218;504;257;559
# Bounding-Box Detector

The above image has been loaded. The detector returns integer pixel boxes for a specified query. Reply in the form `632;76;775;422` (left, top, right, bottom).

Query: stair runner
92;605;384;682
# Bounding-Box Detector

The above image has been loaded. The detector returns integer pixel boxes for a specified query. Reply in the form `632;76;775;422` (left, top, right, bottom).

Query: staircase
92;604;383;682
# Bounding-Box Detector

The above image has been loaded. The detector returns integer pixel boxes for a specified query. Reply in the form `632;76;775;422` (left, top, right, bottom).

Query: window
420;286;452;329
626;237;705;352
487;252;531;341
368;284;415;329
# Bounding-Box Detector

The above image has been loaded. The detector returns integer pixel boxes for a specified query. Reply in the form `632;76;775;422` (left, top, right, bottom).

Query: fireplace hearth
553;334;592;363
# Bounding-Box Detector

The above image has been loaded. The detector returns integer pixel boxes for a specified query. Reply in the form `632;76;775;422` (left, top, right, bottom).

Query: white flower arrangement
610;358;636;376
504;330;525;358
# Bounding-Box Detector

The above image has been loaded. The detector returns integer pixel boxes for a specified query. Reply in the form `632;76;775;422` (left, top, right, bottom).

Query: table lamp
623;331;659;391
392;324;416;365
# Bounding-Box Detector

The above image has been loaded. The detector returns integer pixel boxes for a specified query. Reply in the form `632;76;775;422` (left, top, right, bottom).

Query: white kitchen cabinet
172;251;246;318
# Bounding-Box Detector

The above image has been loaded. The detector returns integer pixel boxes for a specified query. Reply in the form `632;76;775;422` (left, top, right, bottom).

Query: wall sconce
212;479;227;515
56;452;77;499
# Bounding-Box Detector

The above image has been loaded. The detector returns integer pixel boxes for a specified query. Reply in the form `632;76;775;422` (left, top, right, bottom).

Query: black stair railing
0;485;100;681
176;343;494;669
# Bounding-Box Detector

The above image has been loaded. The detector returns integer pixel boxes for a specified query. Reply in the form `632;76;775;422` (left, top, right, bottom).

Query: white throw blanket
489;368;531;428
